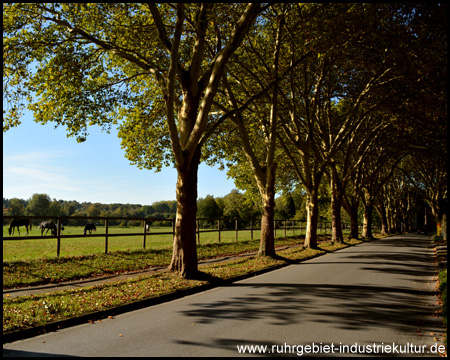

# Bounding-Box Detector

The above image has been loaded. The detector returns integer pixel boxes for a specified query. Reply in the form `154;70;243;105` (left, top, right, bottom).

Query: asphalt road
3;234;446;357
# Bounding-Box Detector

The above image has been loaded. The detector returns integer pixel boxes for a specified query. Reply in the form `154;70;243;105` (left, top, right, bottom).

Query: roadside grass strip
3;237;303;289
3;239;356;333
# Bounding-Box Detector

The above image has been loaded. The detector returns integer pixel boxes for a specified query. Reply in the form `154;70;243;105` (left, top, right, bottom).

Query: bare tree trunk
168;148;201;278
331;194;344;243
362;198;374;238
387;206;395;233
304;189;319;248
259;191;276;257
377;204;389;235
346;203;359;239
375;196;389;235
330;170;344;244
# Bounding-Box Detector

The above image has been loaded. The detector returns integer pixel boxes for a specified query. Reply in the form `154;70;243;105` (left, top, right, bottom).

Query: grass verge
3;238;360;334
3;237;305;289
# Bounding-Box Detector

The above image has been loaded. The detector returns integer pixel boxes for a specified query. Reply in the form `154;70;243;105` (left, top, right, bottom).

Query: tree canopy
4;3;447;275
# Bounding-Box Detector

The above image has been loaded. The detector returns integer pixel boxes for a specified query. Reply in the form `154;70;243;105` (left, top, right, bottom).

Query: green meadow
3;225;308;261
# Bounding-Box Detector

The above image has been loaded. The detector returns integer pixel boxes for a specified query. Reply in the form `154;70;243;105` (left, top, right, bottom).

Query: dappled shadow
341;236;438;282
179;235;443;338
179;282;441;333
364;234;435;248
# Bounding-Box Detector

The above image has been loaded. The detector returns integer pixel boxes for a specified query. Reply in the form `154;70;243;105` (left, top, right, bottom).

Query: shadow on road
180;234;442;336
180;282;440;330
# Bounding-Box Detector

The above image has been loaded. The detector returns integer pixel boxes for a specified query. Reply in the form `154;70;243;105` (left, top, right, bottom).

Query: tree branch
165;4;185;166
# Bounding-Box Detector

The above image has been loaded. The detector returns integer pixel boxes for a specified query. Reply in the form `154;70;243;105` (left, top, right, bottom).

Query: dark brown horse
83;223;97;235
8;218;32;236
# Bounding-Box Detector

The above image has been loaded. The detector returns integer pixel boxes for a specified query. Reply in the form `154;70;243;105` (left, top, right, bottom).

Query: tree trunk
167;148;201;278
331;195;344;243
376;201;389;235
304;189;319;248
387;207;395;233
347;204;359;239
362;199;374;238
257;161;277;256
259;192;276;257
330;171;344;244
380;206;389;235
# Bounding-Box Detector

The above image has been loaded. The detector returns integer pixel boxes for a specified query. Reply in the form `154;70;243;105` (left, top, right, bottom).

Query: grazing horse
8;218;32;236
38;221;57;236
83;223;97;235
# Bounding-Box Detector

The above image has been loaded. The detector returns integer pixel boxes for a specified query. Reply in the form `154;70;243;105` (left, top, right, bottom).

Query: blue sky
3;112;237;205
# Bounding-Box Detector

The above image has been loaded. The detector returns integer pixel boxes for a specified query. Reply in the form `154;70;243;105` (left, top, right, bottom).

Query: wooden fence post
197;219;200;245
235;219;238;242
57;217;61;257
143;220;147;250
105;218;109;254
218;219;221;243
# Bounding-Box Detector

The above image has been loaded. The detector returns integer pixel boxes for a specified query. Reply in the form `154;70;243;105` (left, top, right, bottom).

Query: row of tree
3;194;178;220
3;4;446;278
2;189;333;224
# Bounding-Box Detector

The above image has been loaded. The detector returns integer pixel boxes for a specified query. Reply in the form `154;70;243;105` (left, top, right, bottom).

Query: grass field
3;225;308;261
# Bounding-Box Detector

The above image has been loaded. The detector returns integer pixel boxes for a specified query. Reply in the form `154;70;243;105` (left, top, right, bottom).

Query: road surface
3;234;446;357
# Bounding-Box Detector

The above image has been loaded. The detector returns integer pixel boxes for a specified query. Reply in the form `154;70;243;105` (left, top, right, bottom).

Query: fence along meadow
3;215;365;260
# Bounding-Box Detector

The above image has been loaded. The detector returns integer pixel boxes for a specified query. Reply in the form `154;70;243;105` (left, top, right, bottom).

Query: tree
391;3;447;239
8;198;26;216
222;189;256;221
86;203;101;218
151;201;171;215
401;151;447;240
212;4;295;256
197;195;222;228
276;4;389;247
275;195;296;220
26;194;51;216
62;202;77;217
3;3;263;278
360;145;405;239
48;199;62;217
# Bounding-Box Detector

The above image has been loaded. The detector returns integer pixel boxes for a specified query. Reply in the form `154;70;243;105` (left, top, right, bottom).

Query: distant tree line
3;193;177;226
3;188;358;227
